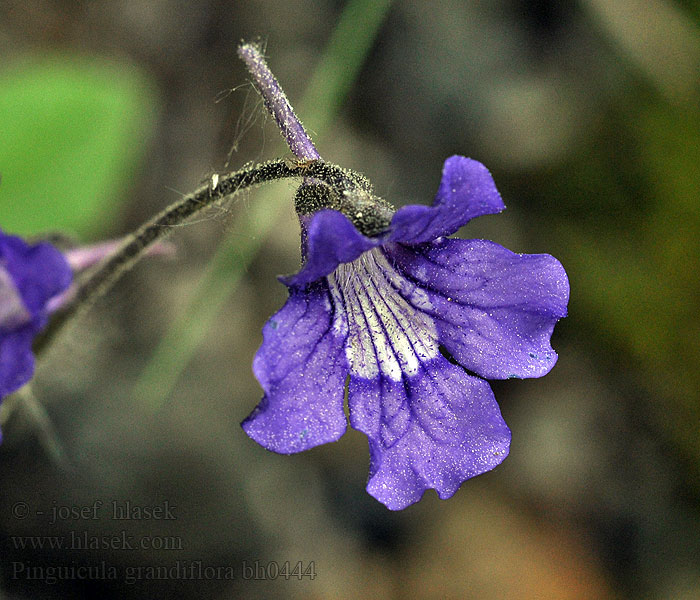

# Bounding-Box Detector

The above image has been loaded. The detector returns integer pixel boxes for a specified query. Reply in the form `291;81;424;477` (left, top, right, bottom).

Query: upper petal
388;156;505;244
242;281;349;453
348;356;511;510
0;230;72;318
281;210;380;287
284;157;504;285
388;239;569;379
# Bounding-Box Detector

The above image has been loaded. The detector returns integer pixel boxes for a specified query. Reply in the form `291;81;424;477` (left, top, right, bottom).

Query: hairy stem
34;158;362;355
238;43;320;160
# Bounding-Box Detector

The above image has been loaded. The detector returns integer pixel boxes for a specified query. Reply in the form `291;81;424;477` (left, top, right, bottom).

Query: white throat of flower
327;248;439;381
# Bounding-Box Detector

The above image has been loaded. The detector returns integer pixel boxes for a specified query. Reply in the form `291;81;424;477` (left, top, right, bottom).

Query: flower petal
242;282;349;453
348;357;511;510
0;232;72;318
389;239;569;379
0;267;32;330
281;210;380;287
389;156;505;244
0;326;36;399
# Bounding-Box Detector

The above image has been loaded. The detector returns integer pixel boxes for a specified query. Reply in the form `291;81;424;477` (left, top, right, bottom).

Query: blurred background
1;0;699;598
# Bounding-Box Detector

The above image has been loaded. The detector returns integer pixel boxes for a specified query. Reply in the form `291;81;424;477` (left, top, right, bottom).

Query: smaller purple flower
243;156;569;510
0;229;72;405
0;232;175;410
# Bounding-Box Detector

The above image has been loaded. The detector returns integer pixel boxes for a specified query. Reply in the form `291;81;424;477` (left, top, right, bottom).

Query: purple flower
243;155;569;510
0;229;72;404
0;232;174;411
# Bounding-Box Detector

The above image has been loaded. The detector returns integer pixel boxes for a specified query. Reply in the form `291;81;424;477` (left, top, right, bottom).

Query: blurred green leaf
0;55;156;236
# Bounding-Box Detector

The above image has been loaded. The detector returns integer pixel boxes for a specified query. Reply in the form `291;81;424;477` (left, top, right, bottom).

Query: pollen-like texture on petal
243;282;349;454
348;356;511;510
387;239;569;380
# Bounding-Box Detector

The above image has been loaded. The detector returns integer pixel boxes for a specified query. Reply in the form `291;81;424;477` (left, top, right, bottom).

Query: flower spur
238;43;569;510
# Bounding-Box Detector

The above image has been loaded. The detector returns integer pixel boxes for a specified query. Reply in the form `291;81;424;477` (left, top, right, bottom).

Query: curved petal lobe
389;156;505;244
389;239;569;379
282;210;380;287
243;282;349;453
348;357;511;510
0;233;72;317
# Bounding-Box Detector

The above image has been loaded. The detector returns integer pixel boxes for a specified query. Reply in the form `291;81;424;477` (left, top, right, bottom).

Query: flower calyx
292;161;395;237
